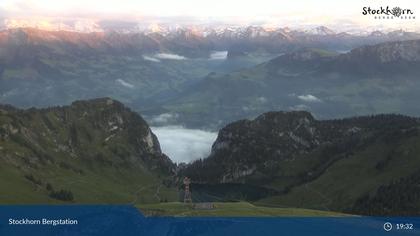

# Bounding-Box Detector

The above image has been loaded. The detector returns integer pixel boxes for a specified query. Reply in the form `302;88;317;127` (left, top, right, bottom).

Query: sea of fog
151;126;218;164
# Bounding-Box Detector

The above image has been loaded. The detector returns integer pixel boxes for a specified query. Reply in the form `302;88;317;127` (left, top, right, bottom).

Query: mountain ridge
179;110;420;215
1;27;420;56
182;111;420;182
0;97;177;203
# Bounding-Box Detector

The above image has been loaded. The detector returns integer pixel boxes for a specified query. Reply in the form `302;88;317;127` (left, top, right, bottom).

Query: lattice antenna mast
183;177;192;204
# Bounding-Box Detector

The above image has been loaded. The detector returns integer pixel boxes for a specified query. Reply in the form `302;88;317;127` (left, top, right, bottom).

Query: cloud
256;96;267;103
154;53;187;60
150;113;179;125
151;126;217;164
143;55;161;62
1;0;419;31
297;94;322;102
116;79;135;88
209;51;228;60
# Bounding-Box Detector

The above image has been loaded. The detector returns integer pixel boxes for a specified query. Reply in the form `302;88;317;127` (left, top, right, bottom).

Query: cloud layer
209;51;228;60
150;113;179;125
151;126;217;164
116;79;135;88
298;94;322;102
154;53;187;60
142;55;161;62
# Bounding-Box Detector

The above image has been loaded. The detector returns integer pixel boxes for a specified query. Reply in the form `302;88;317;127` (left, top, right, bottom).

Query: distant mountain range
1;26;419;57
1;28;420;129
2;19;419;37
163;39;420;128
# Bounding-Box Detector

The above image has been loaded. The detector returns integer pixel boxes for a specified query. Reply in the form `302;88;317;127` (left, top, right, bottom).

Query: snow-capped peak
305;26;335;35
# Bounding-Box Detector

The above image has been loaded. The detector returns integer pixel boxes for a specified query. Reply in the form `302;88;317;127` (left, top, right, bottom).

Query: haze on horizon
0;0;419;31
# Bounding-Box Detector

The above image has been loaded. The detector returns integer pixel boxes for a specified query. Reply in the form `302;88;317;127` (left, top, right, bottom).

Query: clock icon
384;222;393;232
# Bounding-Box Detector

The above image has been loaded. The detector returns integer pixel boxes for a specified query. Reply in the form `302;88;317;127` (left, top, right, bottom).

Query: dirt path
154;184;162;202
131;182;165;205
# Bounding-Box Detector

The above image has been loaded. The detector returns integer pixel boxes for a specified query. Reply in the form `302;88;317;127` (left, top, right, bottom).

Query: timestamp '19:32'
396;223;414;230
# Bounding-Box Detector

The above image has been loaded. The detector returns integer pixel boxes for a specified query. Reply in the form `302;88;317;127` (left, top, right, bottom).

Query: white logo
362;6;416;20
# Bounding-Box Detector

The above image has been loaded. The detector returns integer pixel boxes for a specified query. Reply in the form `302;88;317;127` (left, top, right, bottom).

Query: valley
1;98;420;216
1;27;420;130
0;25;420;217
163;40;420;128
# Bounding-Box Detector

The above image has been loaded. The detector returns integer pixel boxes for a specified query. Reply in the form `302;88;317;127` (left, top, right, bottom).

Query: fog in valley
151;126;218;164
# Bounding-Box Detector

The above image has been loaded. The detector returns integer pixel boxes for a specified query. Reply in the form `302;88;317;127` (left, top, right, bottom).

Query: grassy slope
0;156;178;204
0;101;178;204
256;135;420;212
137;202;349;217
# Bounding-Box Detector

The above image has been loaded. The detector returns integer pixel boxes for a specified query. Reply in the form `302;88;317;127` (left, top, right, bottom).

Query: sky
0;0;419;30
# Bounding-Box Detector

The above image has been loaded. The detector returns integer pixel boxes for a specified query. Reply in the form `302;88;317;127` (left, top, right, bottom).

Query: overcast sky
0;0;419;29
